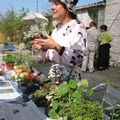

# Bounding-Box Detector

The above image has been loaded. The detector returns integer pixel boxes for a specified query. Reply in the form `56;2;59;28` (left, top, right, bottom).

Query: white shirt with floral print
41;20;87;81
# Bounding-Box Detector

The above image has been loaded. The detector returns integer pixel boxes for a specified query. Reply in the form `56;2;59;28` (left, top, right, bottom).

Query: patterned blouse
41;19;87;82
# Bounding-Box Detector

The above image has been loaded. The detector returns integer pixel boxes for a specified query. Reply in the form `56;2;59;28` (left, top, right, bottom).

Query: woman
32;0;87;82
98;25;112;70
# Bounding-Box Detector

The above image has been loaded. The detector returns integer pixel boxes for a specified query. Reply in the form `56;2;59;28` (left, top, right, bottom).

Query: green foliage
113;103;120;120
18;76;29;86
15;53;31;66
2;54;17;64
45;12;54;34
34;90;47;98
48;109;59;119
39;77;56;88
48;80;102;120
33;89;49;107
0;8;29;43
22;24;47;48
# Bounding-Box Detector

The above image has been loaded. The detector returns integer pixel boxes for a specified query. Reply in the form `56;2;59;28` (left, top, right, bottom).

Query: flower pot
40;86;49;91
6;64;14;70
0;64;5;75
0;68;4;75
20;85;28;94
45;102;51;117
33;96;48;107
50;82;57;89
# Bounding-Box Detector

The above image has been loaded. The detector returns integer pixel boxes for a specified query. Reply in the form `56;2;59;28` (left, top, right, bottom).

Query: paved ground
81;67;120;87
34;61;120;87
81;67;120;101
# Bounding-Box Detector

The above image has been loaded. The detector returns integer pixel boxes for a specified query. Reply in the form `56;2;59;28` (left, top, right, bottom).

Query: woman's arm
48;26;87;67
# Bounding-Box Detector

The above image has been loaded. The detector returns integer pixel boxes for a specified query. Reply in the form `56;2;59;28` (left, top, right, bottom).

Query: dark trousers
98;43;110;69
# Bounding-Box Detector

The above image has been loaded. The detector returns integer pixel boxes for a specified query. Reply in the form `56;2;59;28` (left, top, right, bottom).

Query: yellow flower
15;69;22;73
21;72;29;76
19;64;26;70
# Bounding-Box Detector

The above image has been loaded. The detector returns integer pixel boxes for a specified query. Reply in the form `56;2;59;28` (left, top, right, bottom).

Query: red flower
28;73;37;81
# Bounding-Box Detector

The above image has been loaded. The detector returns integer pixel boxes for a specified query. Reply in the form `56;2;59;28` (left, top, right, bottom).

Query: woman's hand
32;33;62;53
31;39;42;49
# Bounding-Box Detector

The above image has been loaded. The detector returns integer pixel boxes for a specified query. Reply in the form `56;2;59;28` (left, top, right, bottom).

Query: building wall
77;10;92;27
98;7;105;27
105;0;120;66
76;6;105;28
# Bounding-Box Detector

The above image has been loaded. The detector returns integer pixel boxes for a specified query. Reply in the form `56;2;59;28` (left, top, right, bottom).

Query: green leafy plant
0;8;28;43
18;76;29;86
48;79;103;120
40;77;57;87
31;77;57;107
34;90;48;98
113;103;120;120
2;53;17;64
15;53;31;65
32;89;49;107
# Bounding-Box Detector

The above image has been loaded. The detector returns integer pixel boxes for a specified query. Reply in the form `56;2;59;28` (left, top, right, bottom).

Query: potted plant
17;74;30;94
33;90;48;107
47;79;103;120
39;77;57;91
17;70;39;94
2;53;17;70
32;77;57;108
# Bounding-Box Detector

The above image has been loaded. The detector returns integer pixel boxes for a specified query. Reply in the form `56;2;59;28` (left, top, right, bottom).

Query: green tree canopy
45;12;54;34
0;7;29;43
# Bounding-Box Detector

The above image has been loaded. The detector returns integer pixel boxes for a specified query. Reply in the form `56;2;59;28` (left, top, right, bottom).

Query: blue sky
0;0;101;14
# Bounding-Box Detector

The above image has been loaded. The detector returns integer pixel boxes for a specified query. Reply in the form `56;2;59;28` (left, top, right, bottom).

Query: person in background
32;0;87;82
98;24;112;70
82;21;100;72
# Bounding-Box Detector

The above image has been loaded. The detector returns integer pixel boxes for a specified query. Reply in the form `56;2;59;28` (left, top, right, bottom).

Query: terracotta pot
6;64;14;70
51;83;57;89
0;67;4;75
40;86;49;91
0;64;5;75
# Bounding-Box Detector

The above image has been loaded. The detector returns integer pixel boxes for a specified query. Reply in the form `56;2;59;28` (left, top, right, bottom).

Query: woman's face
50;1;67;21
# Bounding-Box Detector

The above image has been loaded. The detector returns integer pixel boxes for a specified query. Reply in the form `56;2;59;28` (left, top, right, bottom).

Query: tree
0;7;29;43
45;12;54;34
